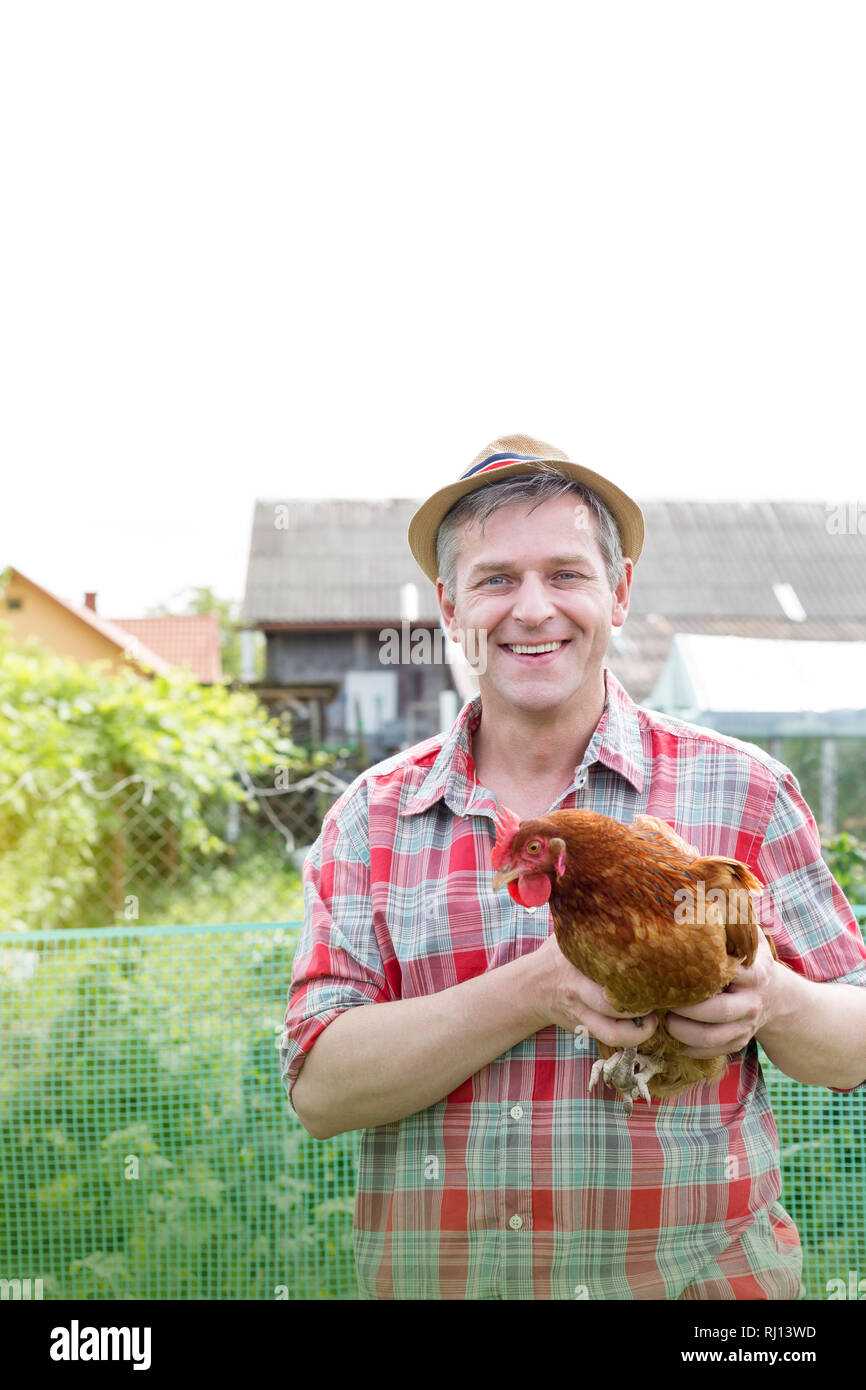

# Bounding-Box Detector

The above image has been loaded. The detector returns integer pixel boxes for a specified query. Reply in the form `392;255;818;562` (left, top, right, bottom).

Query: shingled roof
242;498;866;632
242;499;441;624
629;501;866;620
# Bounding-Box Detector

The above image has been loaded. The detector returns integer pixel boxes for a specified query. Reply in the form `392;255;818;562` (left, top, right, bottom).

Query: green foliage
821;832;866;904
0;928;359;1300
761;1056;866;1297
0;626;304;931
1;925;864;1300
750;736;866;839
140;848;305;927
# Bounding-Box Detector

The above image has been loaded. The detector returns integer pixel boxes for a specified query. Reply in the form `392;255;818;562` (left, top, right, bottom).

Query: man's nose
511;573;556;627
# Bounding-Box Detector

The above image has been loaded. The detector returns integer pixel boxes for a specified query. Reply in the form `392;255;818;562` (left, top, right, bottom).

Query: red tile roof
110;615;223;684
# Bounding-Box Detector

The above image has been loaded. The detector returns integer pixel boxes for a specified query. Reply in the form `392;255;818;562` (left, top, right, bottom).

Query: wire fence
0;763;354;934
1;916;864;1301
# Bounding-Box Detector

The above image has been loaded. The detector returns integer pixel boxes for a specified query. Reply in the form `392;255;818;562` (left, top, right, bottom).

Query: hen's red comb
490;803;522;870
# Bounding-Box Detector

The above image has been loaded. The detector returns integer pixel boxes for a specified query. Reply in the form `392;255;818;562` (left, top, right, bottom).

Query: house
0;568;222;683
649;634;866;739
611;501;866;700
623;504;866;838
240;499;470;755
240;496;866;752
648;633;866;834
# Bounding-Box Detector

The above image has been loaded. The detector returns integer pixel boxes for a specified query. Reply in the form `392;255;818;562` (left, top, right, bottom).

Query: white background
2;2;863;615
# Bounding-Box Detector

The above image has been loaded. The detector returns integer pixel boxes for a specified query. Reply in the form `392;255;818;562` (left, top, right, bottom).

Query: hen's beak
492;866;522;892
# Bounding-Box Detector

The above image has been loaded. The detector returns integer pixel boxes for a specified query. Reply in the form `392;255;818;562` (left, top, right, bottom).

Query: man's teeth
506;642;563;654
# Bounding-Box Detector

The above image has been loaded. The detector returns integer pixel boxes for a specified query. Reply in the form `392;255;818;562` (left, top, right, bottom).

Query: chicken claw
589;1047;662;1115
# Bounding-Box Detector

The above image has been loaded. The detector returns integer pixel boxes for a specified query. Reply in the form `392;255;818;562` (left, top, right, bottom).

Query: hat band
460;451;544;480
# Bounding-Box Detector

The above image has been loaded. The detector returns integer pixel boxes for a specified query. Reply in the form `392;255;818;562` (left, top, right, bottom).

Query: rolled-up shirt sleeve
279;782;390;1111
755;767;866;1092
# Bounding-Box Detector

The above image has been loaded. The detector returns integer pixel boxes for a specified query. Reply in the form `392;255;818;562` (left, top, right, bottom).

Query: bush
0;625;320;931
821;832;866;905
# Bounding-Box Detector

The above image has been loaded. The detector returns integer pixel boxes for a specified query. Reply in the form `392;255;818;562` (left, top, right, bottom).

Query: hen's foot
589;1047;664;1115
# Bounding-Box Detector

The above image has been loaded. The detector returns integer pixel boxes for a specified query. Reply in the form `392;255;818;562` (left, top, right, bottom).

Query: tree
147;586;254;681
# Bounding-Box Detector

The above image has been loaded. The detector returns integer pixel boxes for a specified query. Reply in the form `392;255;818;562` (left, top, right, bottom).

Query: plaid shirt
280;669;866;1300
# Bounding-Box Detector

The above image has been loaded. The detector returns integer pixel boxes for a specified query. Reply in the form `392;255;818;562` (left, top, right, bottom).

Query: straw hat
407;433;644;584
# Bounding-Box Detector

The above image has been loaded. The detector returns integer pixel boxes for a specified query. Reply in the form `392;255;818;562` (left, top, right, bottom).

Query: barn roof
241;498;866;699
242;499;442;624
629;501;866;620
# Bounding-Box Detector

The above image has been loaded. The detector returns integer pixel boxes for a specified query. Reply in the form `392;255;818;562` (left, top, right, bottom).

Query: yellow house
0;568;172;677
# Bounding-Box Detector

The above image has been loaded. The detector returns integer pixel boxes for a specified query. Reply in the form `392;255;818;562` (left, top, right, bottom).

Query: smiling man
281;433;866;1301
434;485;631;821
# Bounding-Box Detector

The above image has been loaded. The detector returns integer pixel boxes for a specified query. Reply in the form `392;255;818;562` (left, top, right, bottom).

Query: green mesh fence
1;917;864;1301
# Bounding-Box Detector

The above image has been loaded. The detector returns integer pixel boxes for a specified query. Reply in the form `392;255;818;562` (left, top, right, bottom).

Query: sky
2;2;864;617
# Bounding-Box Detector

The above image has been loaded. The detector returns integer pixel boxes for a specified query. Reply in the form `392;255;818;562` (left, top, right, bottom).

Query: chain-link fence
0;763;354;933
1;916;864;1301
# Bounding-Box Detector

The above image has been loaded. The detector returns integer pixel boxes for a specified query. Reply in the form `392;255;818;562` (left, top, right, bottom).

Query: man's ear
437;578;460;640
611;557;633;630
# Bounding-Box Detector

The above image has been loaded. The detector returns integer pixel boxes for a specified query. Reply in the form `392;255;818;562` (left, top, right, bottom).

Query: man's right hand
527;933;659;1048
290;933;658;1140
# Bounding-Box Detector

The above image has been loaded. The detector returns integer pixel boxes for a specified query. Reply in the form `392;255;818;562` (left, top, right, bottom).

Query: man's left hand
665;932;787;1058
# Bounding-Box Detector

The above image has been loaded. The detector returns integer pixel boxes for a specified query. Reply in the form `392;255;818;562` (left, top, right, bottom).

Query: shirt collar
587;667;646;795
401;667;645;818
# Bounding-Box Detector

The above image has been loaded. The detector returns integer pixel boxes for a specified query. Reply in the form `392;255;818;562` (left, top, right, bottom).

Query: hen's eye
526;841;541;854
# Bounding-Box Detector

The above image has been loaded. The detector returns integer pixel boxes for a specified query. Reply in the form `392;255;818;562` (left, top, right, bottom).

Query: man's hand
530;934;659;1050
664;931;786;1057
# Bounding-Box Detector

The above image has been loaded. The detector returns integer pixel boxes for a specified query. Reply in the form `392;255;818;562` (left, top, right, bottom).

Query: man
280;433;866;1300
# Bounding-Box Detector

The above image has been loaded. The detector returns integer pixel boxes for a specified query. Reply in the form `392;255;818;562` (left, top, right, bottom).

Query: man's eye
483;576;507;585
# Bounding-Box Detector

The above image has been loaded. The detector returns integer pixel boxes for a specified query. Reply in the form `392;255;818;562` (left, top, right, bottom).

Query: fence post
165;815;179;883
309;700;332;844
110;763;127;918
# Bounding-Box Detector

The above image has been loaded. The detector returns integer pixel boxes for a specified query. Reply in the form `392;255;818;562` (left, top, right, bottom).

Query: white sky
2;1;864;616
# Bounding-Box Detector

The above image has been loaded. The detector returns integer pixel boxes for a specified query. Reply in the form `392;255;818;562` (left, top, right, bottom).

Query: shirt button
510;1105;524;1120
508;1215;524;1230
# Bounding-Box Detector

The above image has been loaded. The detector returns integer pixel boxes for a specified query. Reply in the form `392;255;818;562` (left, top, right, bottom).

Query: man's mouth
502;640;569;660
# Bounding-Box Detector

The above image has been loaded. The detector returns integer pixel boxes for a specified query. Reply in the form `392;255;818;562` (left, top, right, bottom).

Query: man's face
437;494;632;717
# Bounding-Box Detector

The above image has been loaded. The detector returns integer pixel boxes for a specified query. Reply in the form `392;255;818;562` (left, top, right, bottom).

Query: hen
491;806;780;1113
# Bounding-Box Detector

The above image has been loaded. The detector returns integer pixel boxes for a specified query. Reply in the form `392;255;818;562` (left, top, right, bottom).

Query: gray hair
435;465;625;602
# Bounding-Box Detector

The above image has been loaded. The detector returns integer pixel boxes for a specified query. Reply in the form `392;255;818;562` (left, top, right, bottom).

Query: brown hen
491;805;780;1113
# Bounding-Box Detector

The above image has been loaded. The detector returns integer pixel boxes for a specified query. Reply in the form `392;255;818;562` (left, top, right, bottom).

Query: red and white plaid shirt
280;669;866;1300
